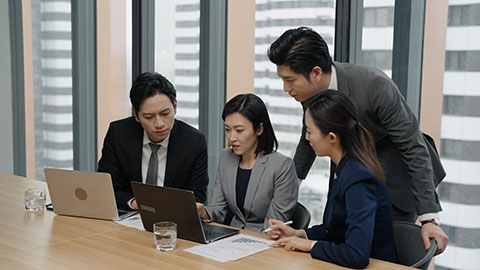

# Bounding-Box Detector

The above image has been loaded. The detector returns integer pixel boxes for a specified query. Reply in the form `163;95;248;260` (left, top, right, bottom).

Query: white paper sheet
184;234;274;262
114;214;145;231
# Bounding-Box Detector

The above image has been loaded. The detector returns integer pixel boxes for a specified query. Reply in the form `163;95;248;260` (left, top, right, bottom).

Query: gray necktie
146;143;161;185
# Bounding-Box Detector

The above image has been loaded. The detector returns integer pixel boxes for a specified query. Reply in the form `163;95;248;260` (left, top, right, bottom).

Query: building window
254;0;336;225
31;0;73;180
437;2;480;270
361;0;395;77
154;0;200;128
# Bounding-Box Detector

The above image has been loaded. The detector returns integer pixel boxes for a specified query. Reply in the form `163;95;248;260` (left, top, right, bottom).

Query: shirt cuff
127;197;136;210
418;213;440;222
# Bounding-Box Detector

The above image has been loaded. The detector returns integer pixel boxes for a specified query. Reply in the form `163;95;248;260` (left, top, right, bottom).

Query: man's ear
173;99;177;114
132;107;140;122
310;66;323;82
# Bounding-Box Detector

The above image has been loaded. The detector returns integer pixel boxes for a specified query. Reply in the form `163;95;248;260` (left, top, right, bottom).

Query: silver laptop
131;182;239;243
44;168;137;221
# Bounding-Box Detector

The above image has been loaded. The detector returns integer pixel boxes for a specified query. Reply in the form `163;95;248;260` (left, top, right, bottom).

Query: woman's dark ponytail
307;90;385;181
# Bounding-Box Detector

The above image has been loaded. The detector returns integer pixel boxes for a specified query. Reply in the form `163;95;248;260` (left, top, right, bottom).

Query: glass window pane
254;0;336;225
361;0;394;77
155;0;200;128
437;2;480;270
31;0;73;180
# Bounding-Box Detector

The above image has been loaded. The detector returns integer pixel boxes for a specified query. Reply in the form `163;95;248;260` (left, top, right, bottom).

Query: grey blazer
294;62;445;215
206;149;299;232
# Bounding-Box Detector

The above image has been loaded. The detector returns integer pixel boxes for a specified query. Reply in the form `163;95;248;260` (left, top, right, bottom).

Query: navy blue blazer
305;156;397;269
97;117;209;210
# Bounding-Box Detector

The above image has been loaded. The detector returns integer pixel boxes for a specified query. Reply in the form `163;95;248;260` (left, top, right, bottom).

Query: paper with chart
114;214;145;231
184;234;274;262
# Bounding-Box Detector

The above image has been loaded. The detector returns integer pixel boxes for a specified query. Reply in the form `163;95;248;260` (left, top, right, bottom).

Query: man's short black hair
130;72;176;113
268;27;333;80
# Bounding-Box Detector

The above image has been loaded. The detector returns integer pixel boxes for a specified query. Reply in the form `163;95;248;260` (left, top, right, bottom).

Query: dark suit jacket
98;117;209;210
294;62;445;215
306;156;397;269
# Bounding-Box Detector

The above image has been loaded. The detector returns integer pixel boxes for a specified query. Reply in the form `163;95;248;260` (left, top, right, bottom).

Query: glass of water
153;221;177;251
25;188;46;212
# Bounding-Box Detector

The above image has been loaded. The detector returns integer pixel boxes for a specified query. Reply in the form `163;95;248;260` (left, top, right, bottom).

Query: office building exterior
31;0;73;180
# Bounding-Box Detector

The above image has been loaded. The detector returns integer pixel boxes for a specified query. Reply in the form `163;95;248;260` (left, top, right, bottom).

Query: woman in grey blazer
196;94;299;232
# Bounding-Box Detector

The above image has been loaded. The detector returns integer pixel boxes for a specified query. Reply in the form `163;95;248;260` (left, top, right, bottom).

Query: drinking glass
153;221;177;251
25;188;46;212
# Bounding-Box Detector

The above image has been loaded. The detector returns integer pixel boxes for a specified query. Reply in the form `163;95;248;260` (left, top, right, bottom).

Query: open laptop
131;182;239;244
44;168;137;221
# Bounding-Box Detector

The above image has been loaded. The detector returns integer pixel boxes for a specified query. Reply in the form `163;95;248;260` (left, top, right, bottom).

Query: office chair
290;202;311;230
392;220;437;270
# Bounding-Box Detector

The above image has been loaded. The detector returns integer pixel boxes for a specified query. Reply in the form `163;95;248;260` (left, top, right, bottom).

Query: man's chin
293;96;306;102
148;133;168;143
288;93;304;102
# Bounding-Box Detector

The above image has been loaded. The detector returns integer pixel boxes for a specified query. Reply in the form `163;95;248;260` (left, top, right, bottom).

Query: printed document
114;214;145;230
184;234;274;262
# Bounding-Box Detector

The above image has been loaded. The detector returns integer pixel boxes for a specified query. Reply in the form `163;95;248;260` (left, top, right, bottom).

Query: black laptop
131;182;239;244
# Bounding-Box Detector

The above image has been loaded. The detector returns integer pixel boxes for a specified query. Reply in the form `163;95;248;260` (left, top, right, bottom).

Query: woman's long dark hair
306;90;385;181
222;94;278;154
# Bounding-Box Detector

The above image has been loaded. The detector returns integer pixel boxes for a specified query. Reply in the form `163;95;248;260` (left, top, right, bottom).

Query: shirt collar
328;64;338;90
143;131;170;149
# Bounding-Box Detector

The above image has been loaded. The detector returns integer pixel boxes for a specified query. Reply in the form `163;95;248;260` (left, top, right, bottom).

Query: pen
263;220;293;233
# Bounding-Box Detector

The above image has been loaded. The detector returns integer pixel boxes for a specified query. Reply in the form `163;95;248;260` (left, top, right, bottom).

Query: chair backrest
290;202;311;230
392;221;437;270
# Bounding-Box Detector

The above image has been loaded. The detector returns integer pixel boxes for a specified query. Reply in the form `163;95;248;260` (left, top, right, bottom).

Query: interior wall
420;0;449;149
226;0;255;102
96;0;128;159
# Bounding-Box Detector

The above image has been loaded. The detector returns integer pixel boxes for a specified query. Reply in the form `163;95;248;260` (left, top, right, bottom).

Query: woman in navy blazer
196;94;298;232
268;90;397;269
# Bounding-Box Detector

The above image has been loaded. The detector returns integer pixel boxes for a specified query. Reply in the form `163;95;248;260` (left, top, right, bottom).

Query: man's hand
421;223;448;255
131;198;138;209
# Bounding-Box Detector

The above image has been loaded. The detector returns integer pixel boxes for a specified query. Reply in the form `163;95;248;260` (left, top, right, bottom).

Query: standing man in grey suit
268;27;448;254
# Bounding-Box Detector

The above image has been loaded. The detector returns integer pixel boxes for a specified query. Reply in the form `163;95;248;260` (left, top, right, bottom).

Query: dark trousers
391;204;417;223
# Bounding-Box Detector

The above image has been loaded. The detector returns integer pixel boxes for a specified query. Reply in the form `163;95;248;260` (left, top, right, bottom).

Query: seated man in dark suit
98;72;208;210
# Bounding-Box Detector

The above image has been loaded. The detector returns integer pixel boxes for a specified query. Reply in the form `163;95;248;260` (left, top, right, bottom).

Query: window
361;0;395;76
436;2;480;270
155;0;201;128
31;0;73;180
448;4;480;26
445;51;480;72
254;0;336;225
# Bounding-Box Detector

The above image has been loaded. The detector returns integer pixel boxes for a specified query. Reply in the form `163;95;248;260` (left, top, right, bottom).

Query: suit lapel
164;120;179;187
242;152;268;220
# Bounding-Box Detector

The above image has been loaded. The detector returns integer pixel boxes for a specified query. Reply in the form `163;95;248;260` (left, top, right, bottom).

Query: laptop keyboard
117;209;138;220
202;223;239;242
204;227;228;240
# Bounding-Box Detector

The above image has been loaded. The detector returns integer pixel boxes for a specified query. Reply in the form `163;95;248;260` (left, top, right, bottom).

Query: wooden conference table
0;171;412;270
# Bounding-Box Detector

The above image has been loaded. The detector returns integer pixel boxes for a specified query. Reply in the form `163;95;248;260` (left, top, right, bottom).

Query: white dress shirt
141;131;169;186
128;132;169;209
